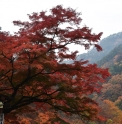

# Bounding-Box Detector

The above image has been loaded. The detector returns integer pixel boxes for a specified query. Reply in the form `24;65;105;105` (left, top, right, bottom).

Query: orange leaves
37;112;54;124
102;100;122;123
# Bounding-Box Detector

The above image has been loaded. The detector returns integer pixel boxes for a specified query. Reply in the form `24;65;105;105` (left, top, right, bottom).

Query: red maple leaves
0;5;110;123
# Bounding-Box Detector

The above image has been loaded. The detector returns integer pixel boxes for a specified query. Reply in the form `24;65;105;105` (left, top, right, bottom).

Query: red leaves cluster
0;5;110;123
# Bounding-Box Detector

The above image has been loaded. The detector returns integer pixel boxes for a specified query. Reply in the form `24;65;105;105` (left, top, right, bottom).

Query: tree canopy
0;5;109;123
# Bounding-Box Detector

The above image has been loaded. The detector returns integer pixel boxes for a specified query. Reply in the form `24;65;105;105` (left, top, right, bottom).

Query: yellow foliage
38;113;50;124
104;100;122;124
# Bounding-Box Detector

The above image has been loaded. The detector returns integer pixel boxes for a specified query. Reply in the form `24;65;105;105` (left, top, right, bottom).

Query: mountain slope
77;32;122;63
97;44;122;67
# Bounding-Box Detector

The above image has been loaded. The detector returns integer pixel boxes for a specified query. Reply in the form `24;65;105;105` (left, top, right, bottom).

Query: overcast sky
0;0;122;53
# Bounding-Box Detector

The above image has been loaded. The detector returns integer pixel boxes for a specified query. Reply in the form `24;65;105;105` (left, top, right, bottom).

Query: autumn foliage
0;5;109;123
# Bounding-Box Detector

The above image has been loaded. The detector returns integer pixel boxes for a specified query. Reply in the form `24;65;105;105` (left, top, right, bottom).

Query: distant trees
100;74;122;102
101;100;122;124
97;44;122;68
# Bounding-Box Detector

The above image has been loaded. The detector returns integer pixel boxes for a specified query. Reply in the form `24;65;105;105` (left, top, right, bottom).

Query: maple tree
0;5;110;123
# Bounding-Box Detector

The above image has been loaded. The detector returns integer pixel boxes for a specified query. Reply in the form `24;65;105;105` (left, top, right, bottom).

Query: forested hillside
63;32;122;124
77;32;122;63
90;33;122;124
97;44;122;69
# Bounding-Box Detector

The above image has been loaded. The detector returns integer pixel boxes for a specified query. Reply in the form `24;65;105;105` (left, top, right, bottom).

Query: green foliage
115;96;122;110
106;119;113;124
109;62;122;75
115;100;122;110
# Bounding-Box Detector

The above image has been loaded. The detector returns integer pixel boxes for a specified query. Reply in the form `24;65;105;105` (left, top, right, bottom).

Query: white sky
0;0;122;53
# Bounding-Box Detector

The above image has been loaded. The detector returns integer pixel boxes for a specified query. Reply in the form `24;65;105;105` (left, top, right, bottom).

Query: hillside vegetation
64;31;122;124
89;32;122;124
